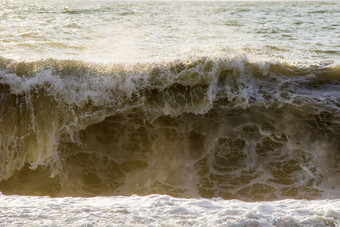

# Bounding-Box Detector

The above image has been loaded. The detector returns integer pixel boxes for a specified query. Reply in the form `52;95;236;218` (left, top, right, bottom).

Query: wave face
1;57;340;201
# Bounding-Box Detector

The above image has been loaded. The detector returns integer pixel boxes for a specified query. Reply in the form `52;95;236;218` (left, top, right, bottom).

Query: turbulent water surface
1;0;340;226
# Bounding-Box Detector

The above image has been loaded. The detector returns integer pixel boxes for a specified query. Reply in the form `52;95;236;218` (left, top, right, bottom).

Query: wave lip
1;56;340;201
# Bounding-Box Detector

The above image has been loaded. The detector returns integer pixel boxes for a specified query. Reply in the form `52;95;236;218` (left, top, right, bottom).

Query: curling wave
0;56;340;201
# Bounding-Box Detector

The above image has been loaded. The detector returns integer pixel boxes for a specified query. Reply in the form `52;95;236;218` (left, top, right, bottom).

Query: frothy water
1;0;340;225
1;194;340;226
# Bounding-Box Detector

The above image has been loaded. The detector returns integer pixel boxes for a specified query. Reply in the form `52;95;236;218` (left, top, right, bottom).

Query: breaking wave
1;56;340;201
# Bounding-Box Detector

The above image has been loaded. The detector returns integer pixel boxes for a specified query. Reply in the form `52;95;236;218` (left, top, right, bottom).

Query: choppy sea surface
1;0;340;226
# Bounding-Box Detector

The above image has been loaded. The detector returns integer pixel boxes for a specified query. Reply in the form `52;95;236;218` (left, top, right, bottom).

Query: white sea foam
0;194;339;226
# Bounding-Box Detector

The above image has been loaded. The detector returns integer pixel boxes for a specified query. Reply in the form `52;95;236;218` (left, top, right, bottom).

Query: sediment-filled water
1;57;340;202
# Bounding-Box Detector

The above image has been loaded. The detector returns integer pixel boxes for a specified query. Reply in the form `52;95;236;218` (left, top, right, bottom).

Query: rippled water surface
1;0;339;63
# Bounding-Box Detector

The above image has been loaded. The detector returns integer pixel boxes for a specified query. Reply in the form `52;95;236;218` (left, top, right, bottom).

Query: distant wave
1;56;340;201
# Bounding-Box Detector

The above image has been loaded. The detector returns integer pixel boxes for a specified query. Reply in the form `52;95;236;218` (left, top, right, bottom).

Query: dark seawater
1;56;340;201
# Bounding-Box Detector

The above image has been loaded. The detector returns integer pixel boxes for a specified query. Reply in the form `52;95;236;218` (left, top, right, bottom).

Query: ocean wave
1;56;340;201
